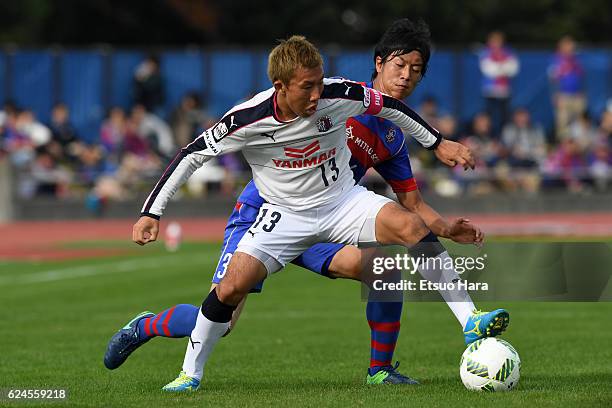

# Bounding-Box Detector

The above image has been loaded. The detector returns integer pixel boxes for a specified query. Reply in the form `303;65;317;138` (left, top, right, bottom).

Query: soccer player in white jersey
132;36;476;390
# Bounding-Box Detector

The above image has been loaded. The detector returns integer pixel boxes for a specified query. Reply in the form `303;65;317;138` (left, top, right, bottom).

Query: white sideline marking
0;254;207;286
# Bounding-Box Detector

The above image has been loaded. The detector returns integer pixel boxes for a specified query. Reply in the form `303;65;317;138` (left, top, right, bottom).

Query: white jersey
142;78;442;216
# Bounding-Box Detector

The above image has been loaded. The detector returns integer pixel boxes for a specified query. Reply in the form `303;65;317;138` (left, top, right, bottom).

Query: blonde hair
267;35;323;85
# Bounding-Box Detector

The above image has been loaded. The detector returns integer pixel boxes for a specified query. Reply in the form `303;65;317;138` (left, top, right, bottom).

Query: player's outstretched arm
396;190;484;245
355;83;475;169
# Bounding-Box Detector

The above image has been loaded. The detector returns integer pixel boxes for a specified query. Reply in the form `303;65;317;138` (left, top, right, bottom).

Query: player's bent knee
327;246;363;280
329;260;361;280
216;281;248;306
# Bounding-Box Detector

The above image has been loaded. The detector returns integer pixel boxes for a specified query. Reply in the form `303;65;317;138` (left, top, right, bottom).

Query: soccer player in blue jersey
105;20;508;388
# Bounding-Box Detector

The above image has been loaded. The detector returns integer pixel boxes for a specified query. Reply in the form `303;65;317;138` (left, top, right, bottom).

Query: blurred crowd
0;56;246;211
1;39;611;208
399;33;611;196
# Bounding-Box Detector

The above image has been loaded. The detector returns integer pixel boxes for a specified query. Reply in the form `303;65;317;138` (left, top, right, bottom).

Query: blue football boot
104;311;155;369
464;309;510;345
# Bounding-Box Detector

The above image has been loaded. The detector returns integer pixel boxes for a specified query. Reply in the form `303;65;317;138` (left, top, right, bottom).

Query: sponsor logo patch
364;88;383;115
203;130;220;154
283;141;320;158
273;146;336;169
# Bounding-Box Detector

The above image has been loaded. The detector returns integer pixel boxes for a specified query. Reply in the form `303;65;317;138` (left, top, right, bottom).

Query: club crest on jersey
212;121;229;141
386;128;396;143
316;115;333;132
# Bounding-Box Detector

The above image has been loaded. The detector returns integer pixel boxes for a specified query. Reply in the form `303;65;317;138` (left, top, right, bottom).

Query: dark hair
146;54;160;66
186;91;202;107
372;18;432;80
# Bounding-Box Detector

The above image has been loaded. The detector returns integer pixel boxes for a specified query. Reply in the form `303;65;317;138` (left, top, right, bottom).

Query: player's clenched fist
133;216;160;246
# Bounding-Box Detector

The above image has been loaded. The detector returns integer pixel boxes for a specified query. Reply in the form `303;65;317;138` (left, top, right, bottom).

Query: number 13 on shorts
247;208;282;235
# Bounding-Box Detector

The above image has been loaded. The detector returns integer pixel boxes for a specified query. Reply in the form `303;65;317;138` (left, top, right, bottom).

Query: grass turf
1;241;611;407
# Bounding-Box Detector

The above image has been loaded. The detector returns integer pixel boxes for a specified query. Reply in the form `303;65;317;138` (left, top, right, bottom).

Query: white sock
416;251;475;329
182;309;230;380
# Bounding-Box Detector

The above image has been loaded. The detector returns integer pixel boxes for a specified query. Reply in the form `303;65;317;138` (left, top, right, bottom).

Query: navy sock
408;231;444;258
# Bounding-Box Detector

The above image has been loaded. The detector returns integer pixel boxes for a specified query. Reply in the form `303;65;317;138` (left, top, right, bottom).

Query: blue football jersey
346;113;416;193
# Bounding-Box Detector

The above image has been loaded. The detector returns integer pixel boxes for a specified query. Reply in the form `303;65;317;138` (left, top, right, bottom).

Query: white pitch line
0;254;207;286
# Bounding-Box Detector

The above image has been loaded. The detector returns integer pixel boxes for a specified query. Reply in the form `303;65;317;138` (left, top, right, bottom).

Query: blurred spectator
100;107;128;166
29;150;72;197
75;143;108;187
131;104;175;159
436;114;459;141
502;108;547;167
119;111;162;184
588;109;612;191
17;110;51;148
589;142;610;192
123;120;151;159
543;138;588;192
418;95;444;130
464;112;501;166
182;92;246;198
170;92;212;147
84;106;165;213
47;103;82;165
479;31;520;135
49;103;78;147
598;109;612;143
99;106;163;175
0;101;18;130
186;145;244;198
0;106;34;167
133;55;165;114
187;159;227;198
501;108;547;193
566;110;599;152
456;112;502;194
548;35;585;140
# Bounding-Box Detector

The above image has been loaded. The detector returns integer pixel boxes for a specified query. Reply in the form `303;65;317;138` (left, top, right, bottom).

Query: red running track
0;213;611;261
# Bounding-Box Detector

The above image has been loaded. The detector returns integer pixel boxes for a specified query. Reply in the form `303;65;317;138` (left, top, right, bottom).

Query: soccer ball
460;337;521;391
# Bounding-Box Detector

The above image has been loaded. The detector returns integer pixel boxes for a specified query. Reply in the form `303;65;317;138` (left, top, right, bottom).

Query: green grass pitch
1;241;611;407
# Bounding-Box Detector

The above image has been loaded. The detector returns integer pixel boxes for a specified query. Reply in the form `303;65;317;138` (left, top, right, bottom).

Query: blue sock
367;300;403;375
137;304;198;340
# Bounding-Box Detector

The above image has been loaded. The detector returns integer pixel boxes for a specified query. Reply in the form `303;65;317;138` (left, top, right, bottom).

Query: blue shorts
211;202;345;292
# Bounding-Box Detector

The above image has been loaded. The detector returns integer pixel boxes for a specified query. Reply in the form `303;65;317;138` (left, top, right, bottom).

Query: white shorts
235;185;393;274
